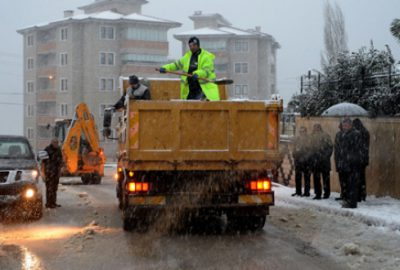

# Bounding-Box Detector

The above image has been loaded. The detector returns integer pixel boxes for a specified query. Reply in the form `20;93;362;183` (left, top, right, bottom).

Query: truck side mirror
103;108;114;139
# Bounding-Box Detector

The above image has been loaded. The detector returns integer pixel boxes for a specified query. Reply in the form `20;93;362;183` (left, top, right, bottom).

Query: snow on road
270;184;400;270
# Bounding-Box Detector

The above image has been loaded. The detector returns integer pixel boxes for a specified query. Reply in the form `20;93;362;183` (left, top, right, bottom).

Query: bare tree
321;1;348;68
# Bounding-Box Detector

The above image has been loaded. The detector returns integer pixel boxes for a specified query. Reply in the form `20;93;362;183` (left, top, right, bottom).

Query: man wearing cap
113;75;150;110
43;138;63;208
158;36;220;101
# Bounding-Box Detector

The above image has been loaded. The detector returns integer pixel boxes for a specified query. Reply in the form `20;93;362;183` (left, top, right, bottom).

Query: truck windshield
0;139;34;159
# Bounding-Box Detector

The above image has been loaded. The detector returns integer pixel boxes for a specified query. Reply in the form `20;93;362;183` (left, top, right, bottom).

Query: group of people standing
292;118;370;209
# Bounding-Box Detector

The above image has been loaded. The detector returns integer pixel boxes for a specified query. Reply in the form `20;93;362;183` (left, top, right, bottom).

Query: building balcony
37;67;56;78
121;40;169;52
37;90;56;101
37;42;57;54
37;115;56;126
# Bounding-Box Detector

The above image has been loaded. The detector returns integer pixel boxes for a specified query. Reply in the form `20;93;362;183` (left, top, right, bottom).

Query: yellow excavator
54;103;105;184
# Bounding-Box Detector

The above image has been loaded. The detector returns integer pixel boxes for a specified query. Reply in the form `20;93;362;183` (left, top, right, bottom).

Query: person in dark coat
113;75;150;110
43;138;63;208
310;124;333;200
292;126;312;197
335;118;363;208
334;122;346;200
353;118;370;202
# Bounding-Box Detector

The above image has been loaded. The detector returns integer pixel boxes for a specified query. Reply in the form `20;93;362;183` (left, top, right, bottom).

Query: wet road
0;168;345;270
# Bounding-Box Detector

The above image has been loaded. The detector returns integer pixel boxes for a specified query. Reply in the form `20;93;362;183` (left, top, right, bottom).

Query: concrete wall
278;116;400;199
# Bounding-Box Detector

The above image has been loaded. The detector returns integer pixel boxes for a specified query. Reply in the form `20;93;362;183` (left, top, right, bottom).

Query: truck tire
227;215;266;232
81;174;91;185
123;218;135;231
91;173;102;185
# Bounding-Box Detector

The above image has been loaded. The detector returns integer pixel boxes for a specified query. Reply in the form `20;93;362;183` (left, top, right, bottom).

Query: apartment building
174;11;280;100
17;0;181;154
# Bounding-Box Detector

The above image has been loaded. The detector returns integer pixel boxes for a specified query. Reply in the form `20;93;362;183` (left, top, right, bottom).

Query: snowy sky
1;0;400;135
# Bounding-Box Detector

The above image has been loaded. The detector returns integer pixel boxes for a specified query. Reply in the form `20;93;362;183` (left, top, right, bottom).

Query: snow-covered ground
270;184;400;270
274;183;400;231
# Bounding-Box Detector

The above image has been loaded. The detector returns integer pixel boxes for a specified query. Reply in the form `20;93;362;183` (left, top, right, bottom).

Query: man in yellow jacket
159;36;220;101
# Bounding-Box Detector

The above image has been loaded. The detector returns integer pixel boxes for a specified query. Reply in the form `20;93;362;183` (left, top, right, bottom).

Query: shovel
155;68;233;85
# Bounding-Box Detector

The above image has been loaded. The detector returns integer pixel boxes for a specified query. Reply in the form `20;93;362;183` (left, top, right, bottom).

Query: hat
188;36;200;46
129;75;139;85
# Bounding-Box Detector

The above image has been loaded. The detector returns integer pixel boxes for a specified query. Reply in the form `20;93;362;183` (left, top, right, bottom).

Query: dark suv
0;135;42;220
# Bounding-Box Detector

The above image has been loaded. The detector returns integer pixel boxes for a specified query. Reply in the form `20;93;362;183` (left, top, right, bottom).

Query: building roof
78;0;149;12
189;12;232;27
17;10;181;33
174;26;277;42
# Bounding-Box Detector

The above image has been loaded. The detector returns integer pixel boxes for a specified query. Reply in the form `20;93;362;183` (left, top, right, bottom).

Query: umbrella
321;102;369;117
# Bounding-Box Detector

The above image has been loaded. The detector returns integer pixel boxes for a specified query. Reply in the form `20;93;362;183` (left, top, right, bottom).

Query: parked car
0;135;42;220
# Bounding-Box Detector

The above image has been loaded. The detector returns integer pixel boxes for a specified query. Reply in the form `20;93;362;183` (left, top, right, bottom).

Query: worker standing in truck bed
113;75;151;110
159;36;220;101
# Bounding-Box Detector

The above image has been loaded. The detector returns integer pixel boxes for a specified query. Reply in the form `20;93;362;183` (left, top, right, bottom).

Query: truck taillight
250;179;271;192
127;182;149;193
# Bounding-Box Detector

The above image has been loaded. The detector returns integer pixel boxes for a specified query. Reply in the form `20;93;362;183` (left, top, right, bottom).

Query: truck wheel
91;173;102;185
247;215;266;232
81;174;91;185
227;215;266;232
123;218;135;231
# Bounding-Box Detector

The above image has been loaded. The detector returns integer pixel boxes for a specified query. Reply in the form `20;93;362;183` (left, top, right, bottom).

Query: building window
100;52;115;66
271;64;276;74
26;81;35;93
121;53;167;64
234;63;249;74
271;84;276;94
99;104;114;116
234;40;249;52
60;53;68;66
100;26;115;40
60;104;68;117
27;58;34;70
60;78;68;92
215;64;228;73
234;84;249;98
100;78;115;91
27;35;34;46
60;27;68;41
201;40;227;52
26;104;35;117
124;27;167;42
27;128;34;140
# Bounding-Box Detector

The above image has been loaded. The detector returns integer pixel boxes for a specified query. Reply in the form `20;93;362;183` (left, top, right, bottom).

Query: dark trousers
295;166;310;195
45;177;59;206
313;170;330;198
343;171;360;208
358;167;367;201
338;172;346;199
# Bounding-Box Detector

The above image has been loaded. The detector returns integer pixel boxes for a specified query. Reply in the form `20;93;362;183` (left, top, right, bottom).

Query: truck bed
124;100;282;171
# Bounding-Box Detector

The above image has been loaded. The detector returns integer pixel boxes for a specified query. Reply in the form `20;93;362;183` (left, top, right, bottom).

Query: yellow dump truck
104;78;282;231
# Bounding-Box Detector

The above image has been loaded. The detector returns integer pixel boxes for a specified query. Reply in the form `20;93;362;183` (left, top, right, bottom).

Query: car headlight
25;188;35;199
18;170;39;181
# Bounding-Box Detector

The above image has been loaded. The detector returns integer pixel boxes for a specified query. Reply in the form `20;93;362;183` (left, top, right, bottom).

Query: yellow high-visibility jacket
162;49;220;101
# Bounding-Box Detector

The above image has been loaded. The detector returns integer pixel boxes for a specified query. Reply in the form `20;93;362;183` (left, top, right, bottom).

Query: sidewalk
273;183;400;231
